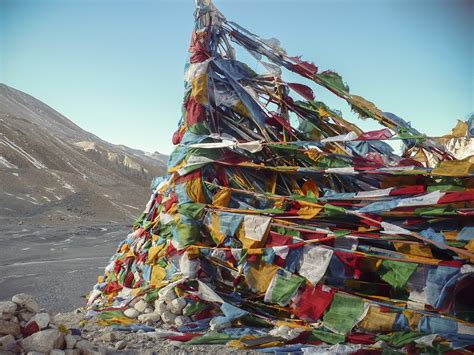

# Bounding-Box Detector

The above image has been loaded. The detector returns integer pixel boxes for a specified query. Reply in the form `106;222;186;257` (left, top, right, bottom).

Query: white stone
50;350;66;355
124;308;139;319
174;316;191;327
11;293;40;313
0;319;20;336
64;334;77;349
154;300;167;315
21;329;65;353
161;288;177;303
160;311;176;324
29;313;50;330
27;352;46;355
144;307;154;314
0;302;17;315
167;298;186;315
133;300;147;313
137;313;161;323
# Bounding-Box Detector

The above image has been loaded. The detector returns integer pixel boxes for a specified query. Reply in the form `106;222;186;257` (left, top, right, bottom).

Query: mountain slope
0;83;167;224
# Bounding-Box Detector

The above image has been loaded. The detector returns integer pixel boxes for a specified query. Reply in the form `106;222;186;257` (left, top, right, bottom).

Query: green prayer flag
380;260;418;289
324;204;346;217
309;329;345;344
264;269;305;306
323;293;366;335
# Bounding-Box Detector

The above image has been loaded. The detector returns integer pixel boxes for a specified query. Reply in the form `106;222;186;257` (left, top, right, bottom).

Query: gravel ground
0;223;128;312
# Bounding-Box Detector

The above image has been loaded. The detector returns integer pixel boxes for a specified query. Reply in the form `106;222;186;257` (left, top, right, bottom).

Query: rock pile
0;294;101;354
117;287;191;329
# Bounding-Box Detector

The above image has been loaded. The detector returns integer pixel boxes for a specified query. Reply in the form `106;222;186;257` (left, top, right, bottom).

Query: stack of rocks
0;294;101;354
121;287;191;328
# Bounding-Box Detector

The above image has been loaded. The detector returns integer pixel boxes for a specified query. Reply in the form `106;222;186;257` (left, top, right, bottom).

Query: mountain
0;83;168;224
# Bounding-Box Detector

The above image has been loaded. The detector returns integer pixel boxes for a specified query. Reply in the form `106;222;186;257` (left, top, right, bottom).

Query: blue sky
0;0;472;155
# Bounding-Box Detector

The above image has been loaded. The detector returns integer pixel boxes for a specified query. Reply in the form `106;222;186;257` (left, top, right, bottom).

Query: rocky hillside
0;83;167;224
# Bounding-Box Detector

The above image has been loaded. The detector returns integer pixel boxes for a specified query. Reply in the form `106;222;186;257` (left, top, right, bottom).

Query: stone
137;313;160;323
26;352;46;355
97;331;116;342
167;298;186;315
133;300;147;313
144;307;154;314
0;320;20;336
75;340;93;352
114;340;127;350
0;313;12;321
154;300;167;315
0;303;17;316
174;315;191;327
21;329;65;353
18;311;34;323
0;334;15;350
124;308;139;319
160;311;176;324
161;288;177;303
64;350;81;355
11;294;40;313
50;350;65;355
64;334;77;349
29;313;50;330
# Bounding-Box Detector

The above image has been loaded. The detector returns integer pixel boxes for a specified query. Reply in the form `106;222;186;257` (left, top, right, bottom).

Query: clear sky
0;0;472;155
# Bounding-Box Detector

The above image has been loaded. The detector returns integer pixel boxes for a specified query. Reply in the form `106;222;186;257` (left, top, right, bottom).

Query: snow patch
0;156;18;169
0;136;46;169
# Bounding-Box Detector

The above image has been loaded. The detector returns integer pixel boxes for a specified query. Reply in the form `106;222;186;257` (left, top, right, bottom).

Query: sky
0;0;472;155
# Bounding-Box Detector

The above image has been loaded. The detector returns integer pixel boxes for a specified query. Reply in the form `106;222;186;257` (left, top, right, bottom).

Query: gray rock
98;331;116;342
64;334;76;349
28;313;50;330
75;340;93;352
0;303;16;316
114;340;127;350
64;350;81;355
50;350;65;355
21;329;65;353
0;334;15;350
11;294;40;313
0;313;12;321
137;313;160;323
123;308;139;319
26;352;46;355
18;311;34;323
0;320;20;336
133;300;147;313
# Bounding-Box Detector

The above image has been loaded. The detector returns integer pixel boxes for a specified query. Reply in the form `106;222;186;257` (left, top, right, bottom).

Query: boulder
21;329;65;353
11;294;40;313
28;313;50;330
114;340;126;350
123;308;139;319
133;300;147;313
64;334;77;349
18;311;35;323
0;320;20;336
0;302;17;319
137;313;160;323
74;340;93;352
167;298;186;315
0;334;15;350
